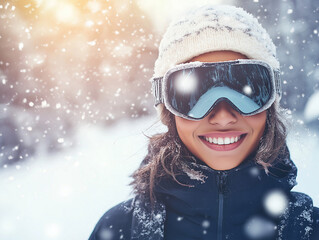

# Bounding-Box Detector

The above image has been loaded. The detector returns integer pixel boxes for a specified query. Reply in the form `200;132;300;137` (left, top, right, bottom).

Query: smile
199;132;247;151
203;135;241;145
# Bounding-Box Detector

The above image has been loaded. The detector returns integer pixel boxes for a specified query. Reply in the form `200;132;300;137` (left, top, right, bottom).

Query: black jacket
89;148;319;240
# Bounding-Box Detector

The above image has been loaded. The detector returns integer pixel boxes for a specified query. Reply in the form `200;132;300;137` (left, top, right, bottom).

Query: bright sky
14;0;233;32
136;0;233;33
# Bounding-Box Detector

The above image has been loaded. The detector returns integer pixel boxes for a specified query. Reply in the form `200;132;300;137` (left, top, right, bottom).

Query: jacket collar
130;145;314;240
154;144;297;202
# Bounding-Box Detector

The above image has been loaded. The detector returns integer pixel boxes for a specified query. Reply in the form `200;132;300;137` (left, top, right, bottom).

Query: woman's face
175;51;267;170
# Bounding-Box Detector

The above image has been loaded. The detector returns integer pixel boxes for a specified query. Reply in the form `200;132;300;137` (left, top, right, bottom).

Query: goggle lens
166;62;274;119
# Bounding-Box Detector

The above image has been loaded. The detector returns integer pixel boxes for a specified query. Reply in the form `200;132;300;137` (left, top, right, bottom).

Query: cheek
245;111;267;136
175;116;190;137
175;116;199;141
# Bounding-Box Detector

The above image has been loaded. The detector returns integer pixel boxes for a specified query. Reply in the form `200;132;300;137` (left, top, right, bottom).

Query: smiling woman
89;4;319;240
175;51;267;170
174;65;265;171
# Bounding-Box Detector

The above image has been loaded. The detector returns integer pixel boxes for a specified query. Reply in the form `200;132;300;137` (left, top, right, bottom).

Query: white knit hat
153;5;279;78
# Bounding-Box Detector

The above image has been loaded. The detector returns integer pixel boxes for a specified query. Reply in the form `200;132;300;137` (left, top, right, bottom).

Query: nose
207;101;238;126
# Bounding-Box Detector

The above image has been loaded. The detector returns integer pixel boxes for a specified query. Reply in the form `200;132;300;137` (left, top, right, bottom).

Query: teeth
224;137;231;144
204;135;242;145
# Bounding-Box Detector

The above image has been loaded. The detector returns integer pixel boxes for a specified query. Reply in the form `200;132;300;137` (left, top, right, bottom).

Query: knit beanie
153;5;280;79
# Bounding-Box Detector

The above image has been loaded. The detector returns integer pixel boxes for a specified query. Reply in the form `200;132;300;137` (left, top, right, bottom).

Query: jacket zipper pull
217;172;227;194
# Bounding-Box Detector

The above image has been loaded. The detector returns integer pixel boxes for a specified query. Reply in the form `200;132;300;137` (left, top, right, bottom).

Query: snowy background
0;115;318;240
0;0;318;240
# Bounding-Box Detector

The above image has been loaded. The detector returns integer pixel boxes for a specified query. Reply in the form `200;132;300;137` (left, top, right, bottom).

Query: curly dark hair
129;101;287;206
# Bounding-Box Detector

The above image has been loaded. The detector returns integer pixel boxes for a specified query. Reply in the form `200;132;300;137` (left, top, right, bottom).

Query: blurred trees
1;0;158;121
1;0;318;166
0;0;159;166
238;0;319;113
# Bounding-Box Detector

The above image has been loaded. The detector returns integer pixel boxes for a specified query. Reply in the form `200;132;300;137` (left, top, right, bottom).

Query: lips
199;132;247;151
204;135;241;145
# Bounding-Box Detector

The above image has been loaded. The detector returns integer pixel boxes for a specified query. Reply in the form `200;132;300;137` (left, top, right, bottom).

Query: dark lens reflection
167;63;273;118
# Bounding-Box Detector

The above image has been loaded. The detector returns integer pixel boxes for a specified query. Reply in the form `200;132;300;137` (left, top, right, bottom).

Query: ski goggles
151;59;281;120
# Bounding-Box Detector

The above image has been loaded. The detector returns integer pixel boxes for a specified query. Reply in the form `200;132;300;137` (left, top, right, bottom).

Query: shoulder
289;192;319;239
88;199;134;240
289;191;314;221
312;206;319;239
289;191;313;206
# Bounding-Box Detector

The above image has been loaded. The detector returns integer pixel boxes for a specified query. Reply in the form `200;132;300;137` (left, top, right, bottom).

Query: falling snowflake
244;216;276;239
264;190;288;217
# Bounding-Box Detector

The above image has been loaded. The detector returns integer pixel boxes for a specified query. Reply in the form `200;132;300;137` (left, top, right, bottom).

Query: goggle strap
274;69;282;99
151;77;164;106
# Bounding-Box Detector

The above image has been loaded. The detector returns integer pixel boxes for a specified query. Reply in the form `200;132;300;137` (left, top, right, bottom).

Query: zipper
217;172;227;240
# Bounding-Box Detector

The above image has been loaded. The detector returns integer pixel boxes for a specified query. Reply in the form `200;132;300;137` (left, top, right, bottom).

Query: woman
89;5;319;240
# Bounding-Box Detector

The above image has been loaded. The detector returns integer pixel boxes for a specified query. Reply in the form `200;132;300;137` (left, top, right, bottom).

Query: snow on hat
153;5;280;78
